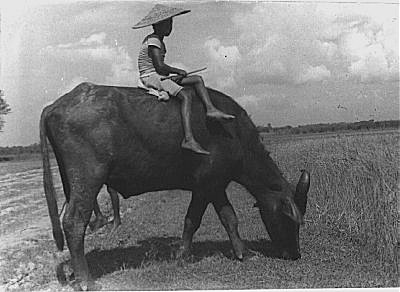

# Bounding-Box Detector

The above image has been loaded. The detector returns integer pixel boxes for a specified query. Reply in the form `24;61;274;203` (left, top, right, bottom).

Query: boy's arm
149;46;186;77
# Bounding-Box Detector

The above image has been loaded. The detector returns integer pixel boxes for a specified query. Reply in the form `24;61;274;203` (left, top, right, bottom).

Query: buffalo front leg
212;192;245;260
177;192;209;259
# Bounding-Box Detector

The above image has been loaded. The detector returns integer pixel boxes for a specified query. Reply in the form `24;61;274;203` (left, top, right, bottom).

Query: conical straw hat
132;4;190;29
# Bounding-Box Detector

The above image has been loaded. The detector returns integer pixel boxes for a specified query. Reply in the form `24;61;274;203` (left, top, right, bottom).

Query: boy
133;4;234;155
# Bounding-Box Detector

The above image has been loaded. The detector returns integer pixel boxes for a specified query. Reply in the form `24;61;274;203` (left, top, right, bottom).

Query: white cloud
296;65;331;84
43;32;137;87
348;43;398;82
204;3;398;88
318;5;399;82
57;76;89;96
57;32;107;48
105;47;137;86
80;32;107;45
338;21;399;82
0;5;25;96
231;4;332;85
44;32;119;61
204;38;241;89
316;40;338;60
235;94;259;108
234;94;268;119
205;38;241;66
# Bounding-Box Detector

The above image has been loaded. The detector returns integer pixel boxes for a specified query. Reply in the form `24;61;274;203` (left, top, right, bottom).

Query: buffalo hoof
55;262;68;286
281;250;301;260
56;262;76;286
240;248;259;261
71;279;98;291
232;241;245;261
71;281;84;291
176;253;196;266
235;252;244;261
174;245;191;261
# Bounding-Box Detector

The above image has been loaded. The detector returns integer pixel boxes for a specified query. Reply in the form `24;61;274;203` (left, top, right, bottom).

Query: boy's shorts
140;73;183;97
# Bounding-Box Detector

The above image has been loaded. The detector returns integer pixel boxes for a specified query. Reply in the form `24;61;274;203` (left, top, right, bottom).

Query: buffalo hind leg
212;191;245;260
89;186;121;232
107;186;121;231
89;200;108;232
177;192;209;259
63;183;101;290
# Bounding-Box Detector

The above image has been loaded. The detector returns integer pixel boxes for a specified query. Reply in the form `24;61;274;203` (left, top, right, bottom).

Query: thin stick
160;67;207;81
59;201;66;218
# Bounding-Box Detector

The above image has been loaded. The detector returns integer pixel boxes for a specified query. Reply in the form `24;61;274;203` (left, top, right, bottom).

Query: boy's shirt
138;34;166;78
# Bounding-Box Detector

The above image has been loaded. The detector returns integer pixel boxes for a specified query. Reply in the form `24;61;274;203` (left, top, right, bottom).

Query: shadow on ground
57;236;280;283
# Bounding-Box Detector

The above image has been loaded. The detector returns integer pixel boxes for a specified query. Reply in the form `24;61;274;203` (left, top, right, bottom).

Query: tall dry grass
264;131;399;272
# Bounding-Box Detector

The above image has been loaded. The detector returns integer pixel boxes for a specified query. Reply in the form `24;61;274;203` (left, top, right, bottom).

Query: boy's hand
170;69;186;83
171;75;184;83
176;69;187;77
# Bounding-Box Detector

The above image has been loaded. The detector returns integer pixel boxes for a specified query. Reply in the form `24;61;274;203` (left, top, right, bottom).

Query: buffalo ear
281;197;304;225
253;202;260;208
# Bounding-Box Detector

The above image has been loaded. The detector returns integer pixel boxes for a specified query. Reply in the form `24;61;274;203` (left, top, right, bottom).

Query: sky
0;0;398;146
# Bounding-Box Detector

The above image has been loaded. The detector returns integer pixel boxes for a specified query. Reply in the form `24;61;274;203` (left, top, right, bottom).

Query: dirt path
0;160;59;250
0;159;122;291
0;159;66;290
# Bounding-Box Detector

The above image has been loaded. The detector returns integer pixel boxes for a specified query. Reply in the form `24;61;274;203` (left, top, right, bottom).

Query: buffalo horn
294;170;310;215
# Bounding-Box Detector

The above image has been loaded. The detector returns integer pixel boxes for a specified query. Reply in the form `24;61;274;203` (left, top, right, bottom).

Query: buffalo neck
234;117;291;200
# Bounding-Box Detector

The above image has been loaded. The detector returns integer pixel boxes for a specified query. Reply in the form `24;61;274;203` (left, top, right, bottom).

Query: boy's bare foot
206;109;235;120
182;139;210;155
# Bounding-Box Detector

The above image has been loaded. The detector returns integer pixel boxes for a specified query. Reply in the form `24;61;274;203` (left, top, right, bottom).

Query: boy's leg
177;89;210;155
148;74;208;155
179;75;235;120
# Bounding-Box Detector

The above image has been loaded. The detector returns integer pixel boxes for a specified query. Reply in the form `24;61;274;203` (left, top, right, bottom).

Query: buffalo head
255;170;310;260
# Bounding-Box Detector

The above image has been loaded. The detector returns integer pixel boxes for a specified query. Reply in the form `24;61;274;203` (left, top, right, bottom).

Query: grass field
0;130;398;290
264;130;399;271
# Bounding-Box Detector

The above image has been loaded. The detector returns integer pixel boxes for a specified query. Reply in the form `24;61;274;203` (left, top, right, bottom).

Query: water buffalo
40;82;310;290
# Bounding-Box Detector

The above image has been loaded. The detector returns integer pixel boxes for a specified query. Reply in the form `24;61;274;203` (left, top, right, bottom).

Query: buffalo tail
40;107;64;251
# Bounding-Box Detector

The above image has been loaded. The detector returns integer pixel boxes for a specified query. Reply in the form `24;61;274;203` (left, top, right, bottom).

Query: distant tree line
0;143;49;161
0;143;42;156
257;120;400;135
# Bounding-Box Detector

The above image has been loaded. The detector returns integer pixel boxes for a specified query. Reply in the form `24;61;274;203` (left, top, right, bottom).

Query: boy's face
154;18;173;36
